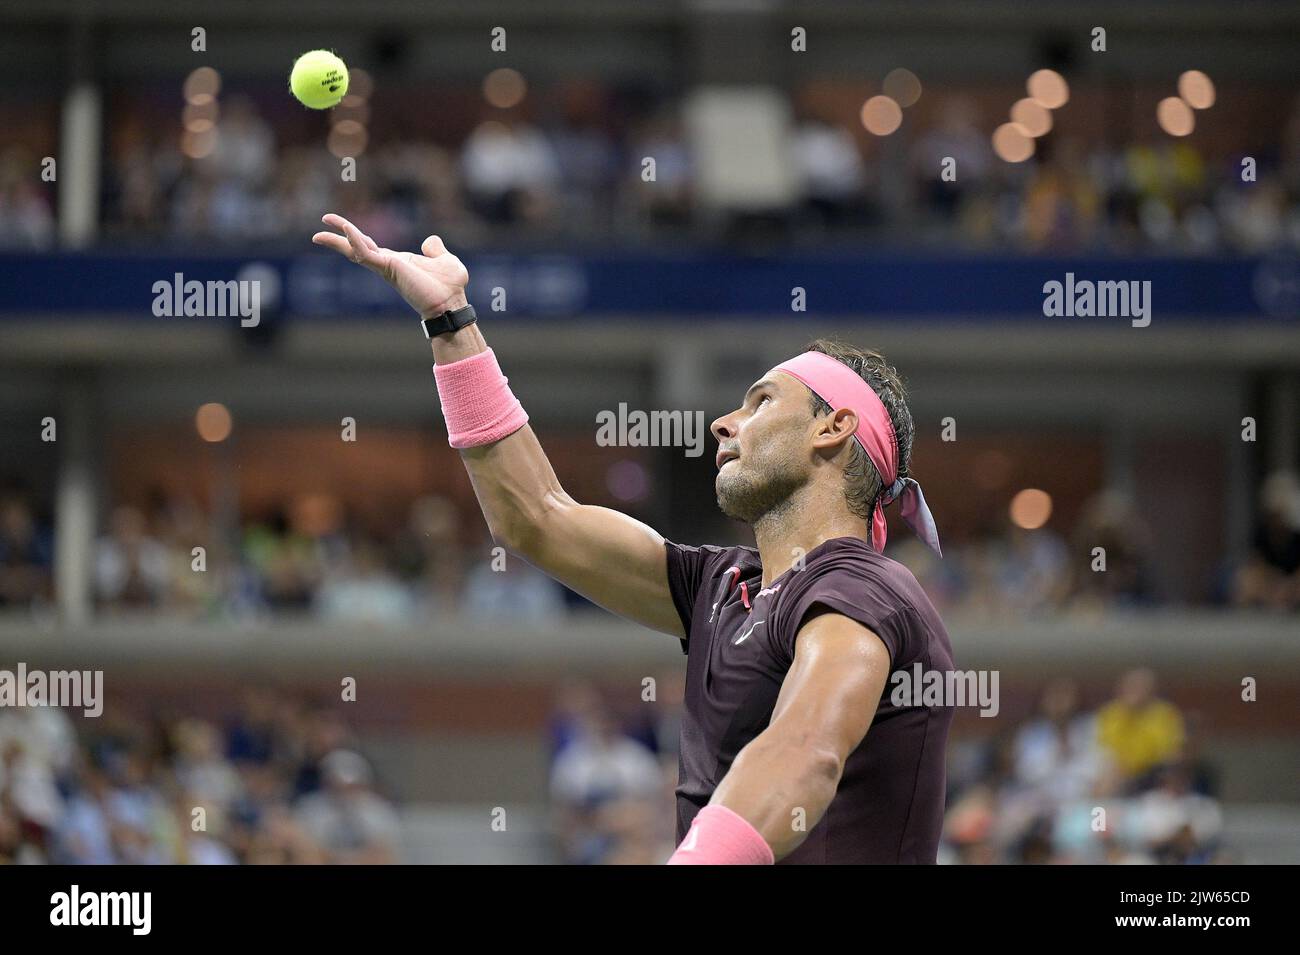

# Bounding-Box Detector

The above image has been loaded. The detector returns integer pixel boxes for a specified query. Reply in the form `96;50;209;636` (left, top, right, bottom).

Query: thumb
421;235;447;258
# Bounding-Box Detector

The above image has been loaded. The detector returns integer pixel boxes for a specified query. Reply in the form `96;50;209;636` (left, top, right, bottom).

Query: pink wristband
666;805;774;865
432;347;529;448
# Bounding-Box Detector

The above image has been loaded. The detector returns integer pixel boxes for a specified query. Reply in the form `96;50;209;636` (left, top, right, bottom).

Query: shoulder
664;539;761;583
785;537;927;611
771;537;945;669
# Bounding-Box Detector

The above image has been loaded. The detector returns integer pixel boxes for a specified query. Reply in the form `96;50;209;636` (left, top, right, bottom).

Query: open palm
312;213;469;318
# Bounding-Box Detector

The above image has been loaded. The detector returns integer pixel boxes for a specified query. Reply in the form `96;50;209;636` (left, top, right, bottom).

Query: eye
757;394;771;407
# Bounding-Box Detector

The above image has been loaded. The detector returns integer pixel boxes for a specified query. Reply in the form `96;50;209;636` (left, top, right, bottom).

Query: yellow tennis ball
289;50;349;109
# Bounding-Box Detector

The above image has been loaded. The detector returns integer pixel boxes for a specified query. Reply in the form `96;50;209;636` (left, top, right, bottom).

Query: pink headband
773;351;942;557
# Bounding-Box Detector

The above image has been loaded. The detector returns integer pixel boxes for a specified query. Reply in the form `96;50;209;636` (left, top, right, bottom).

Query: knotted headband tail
884;476;943;558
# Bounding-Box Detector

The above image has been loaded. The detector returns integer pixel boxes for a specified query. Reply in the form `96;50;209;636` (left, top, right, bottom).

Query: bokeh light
606;460;650;503
1178;70;1216;110
182;99;219;133
180;127;218;159
327;120;369;157
1157;96;1195;136
1009;488;1053;529
483;68;527;109
860;95;903;135
992;122;1035;162
1027;69;1069;109
882;68;922;108
1010;97;1053;137
331;95;370;126
195;403;233;443
182;67;221;104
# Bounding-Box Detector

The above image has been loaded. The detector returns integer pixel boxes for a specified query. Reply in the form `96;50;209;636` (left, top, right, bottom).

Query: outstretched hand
312;213;470;318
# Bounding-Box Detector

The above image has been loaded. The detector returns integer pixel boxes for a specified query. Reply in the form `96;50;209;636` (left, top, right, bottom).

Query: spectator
208;95;276;188
95;505;171;609
1013;679;1109;804
1128;764;1223;864
628;112;693;229
1096;669;1185;788
294;749;401;864
1068;489;1157;609
172;719;242;809
550;700;662;864
0;489;54;608
0;147;55;249
315;539;415;626
462;534;567;623
460;118;561;225
1232;470;1300;611
790;117;867;230
997;523;1071;615
549;82;620;233
911;96;990;225
394;495;465;614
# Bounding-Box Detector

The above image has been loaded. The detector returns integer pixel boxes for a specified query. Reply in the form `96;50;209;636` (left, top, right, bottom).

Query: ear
811;407;859;456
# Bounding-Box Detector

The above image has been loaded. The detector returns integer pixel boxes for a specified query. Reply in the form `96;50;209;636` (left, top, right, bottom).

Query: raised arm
312;215;683;637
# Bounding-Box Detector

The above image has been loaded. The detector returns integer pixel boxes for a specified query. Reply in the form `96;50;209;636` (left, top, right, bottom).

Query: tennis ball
289;50;349;110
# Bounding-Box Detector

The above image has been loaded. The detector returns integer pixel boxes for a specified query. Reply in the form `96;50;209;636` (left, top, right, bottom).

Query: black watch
420;303;478;339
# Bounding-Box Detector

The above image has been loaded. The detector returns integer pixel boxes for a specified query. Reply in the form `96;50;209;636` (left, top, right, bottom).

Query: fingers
317;213;381;264
311;231;353;257
345;218;380;253
421;235;447;258
338;218;376;263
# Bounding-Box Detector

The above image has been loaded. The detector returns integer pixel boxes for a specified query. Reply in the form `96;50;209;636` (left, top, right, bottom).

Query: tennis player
313;215;956;864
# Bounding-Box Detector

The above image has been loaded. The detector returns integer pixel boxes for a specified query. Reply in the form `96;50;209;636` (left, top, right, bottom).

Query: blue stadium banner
0;251;1296;320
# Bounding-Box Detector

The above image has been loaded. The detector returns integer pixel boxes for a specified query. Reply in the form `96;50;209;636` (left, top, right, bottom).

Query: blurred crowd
547;680;679;865
545;669;1229;865
0;687;398;864
94;491;569;624
0;666;1238;866
903;96;1300;255
3;83;1300;253
887;473;1300;617
943;669;1227;864
4;472;1299;621
895;488;1163;620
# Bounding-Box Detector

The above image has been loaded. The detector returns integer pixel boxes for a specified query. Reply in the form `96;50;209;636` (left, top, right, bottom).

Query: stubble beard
716;457;805;526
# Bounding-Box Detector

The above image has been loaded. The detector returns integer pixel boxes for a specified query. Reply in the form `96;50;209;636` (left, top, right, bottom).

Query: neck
752;482;868;588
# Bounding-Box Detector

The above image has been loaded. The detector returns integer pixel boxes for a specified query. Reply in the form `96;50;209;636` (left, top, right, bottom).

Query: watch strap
421;303;478;339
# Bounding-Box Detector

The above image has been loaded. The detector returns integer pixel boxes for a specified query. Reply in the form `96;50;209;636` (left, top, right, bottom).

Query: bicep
768;612;892;762
524;500;683;638
459;424;682;637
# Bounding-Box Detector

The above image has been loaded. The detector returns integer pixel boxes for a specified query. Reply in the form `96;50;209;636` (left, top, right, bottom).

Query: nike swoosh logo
733;621;764;645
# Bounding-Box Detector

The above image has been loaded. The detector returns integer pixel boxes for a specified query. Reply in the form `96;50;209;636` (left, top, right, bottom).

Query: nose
711;412;738;445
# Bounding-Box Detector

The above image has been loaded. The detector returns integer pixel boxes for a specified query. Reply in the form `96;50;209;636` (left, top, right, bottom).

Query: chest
683;568;789;742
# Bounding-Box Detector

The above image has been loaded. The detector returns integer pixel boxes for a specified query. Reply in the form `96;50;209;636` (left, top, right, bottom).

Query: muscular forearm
709;735;844;860
428;314;571;554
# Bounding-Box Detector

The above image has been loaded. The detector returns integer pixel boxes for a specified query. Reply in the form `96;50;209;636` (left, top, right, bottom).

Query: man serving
313;215;956;864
